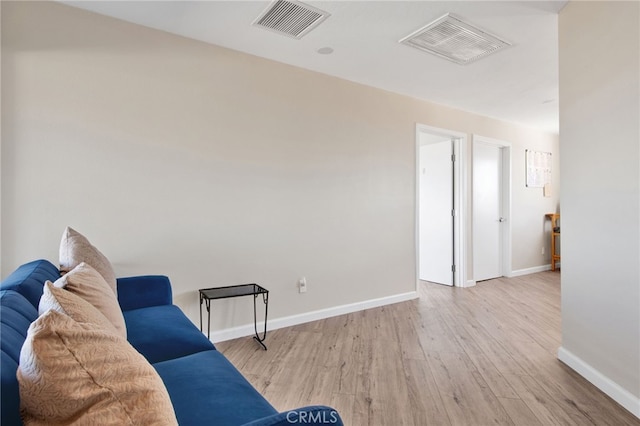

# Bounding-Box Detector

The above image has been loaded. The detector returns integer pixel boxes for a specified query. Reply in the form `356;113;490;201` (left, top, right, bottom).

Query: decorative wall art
526;149;552;188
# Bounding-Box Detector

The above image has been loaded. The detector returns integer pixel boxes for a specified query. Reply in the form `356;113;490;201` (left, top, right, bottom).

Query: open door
419;137;454;286
472;135;512;282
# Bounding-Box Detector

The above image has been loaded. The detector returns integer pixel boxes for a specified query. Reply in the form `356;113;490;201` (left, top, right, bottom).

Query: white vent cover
253;0;330;39
400;14;511;65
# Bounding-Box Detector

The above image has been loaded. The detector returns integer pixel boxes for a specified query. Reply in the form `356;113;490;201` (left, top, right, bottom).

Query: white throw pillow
17;310;177;426
39;281;118;336
59;226;117;295
52;262;126;339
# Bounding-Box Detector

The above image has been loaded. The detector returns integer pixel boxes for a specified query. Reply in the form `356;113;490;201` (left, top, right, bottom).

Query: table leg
253;292;268;350
199;292;211;339
206;298;211;340
199;292;203;332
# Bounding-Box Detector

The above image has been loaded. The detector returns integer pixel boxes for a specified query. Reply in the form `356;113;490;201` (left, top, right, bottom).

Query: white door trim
472;134;512;279
415;124;469;288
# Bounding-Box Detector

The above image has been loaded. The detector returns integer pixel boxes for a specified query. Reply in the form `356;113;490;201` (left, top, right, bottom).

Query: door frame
472;134;512;281
415;124;469;288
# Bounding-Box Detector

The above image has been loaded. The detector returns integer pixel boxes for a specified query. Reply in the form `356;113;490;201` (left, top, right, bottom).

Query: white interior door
419;139;453;286
473;142;503;281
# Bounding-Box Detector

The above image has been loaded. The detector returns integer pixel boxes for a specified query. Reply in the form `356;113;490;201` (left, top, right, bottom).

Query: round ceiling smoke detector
317;47;334;55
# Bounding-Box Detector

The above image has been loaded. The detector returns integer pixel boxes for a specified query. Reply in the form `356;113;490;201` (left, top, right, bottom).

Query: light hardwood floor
216;272;639;425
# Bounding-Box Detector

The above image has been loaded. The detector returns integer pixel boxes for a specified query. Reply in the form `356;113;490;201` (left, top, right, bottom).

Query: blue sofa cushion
1;290;39;426
117;275;173;311
0;259;59;308
124;304;215;363
1;352;21;426
153;350;278;426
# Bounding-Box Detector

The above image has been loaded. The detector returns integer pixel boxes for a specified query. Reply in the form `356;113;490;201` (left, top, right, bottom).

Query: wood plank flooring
216;272;639;425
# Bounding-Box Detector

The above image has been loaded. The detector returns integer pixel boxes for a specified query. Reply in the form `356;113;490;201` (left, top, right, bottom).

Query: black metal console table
199;284;269;350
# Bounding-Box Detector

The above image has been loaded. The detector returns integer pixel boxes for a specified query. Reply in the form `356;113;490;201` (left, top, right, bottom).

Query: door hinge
451;154;456;162
451;209;455;217
452;265;456;273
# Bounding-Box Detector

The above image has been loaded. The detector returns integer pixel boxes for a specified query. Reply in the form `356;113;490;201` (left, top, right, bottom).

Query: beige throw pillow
52;262;126;339
39;281;118;336
17;310;177;426
59;226;117;295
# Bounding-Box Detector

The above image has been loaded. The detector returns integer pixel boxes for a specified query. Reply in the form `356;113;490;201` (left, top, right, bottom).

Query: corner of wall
558;347;640;418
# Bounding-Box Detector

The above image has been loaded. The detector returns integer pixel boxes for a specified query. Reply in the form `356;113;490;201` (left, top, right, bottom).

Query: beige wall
1;1;558;330
0;2;3;267
559;0;640;414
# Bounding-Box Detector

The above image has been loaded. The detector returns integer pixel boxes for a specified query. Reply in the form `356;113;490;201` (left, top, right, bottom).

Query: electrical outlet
541;247;545;255
299;277;307;293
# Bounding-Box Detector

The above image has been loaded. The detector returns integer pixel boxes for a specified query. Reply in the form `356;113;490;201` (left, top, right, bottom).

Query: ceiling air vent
399;14;511;65
253;0;330;39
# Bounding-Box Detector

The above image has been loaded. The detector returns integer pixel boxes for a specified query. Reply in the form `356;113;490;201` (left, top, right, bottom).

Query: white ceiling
63;1;567;134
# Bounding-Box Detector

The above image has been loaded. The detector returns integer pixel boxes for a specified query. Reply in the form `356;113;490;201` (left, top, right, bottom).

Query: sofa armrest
241;406;343;426
116;275;173;311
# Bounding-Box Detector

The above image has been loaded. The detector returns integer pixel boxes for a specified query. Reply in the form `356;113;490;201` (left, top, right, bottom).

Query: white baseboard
208;291;419;344
464;280;477;288
511;264;553;277
557;346;640;418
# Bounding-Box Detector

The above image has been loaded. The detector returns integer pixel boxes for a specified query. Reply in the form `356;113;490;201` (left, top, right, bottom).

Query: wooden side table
199;284;269;350
545;213;560;271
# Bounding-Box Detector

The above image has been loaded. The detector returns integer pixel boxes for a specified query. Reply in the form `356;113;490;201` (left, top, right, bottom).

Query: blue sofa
1;259;342;425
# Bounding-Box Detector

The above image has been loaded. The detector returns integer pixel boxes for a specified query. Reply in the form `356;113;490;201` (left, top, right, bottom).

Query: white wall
2;1;558;332
558;1;640;417
0;2;3;267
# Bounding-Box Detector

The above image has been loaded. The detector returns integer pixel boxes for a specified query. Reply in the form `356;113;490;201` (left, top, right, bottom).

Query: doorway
472;135;512;281
416;125;467;287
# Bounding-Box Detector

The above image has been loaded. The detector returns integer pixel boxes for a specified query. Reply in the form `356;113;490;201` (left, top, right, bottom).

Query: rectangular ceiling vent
253;0;330;39
399;14;511;65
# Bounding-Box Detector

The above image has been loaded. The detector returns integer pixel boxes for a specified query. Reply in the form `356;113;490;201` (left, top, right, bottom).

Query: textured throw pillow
52;262;126;339
59;226;117;295
17;310;178;426
39;281;118;336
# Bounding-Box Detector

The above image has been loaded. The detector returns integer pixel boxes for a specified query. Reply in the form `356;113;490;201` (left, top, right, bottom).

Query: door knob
498;217;506;222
